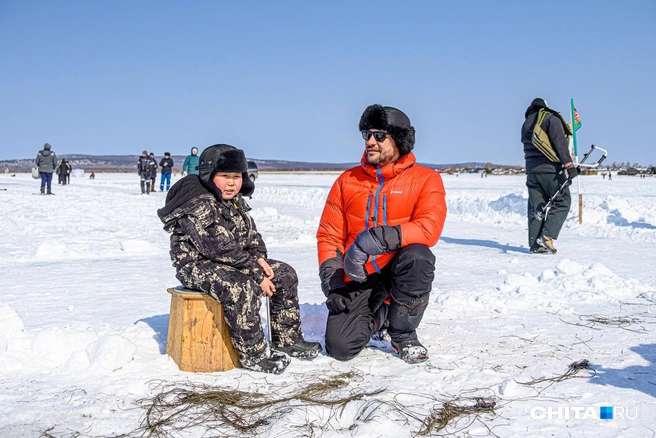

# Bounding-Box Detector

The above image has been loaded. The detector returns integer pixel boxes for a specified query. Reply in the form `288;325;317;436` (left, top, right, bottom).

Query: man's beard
366;148;393;167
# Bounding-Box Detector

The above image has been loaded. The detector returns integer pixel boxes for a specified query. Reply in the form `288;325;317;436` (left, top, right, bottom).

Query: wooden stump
166;286;241;372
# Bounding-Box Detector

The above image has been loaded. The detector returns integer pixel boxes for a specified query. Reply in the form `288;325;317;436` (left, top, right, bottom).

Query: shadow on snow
440;236;527;254
590;343;656;399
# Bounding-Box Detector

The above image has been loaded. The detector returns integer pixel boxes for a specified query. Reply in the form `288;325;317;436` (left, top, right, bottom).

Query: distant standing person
137;150;155;195
36;143;57;195
159;152;174;191
182;147;199;176
58;159;71;185
608;171;612;181
149;152;158;192
521;98;580;254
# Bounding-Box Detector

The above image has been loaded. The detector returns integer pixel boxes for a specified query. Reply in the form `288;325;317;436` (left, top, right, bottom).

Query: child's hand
260;277;276;297
257;258;274;279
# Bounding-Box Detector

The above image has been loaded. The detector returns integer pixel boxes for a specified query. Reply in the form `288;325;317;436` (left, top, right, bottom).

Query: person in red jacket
316;104;447;364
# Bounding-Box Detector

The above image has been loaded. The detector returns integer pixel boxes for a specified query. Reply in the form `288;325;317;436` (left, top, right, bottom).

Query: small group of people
137;148;200;195
157;103;448;374
137;151;173;194
57;159;71;185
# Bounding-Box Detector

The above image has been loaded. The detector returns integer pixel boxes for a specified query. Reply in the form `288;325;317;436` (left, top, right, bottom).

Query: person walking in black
149;152;158;192
137;150;155;195
521;98;580;254
36;143;57;195
58;159;71;185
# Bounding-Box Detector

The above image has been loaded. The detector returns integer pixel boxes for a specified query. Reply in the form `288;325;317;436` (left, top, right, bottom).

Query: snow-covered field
0;171;654;437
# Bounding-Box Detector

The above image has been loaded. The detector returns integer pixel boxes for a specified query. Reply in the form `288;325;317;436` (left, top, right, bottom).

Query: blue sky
1;1;654;165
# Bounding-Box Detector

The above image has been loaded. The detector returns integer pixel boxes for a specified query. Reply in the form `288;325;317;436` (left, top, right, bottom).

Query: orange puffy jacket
317;151;447;292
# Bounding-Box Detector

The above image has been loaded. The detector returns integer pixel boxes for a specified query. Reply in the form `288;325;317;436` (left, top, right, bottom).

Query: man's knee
324;315;373;361
325;330;370;361
393;244;435;272
391;244;435;295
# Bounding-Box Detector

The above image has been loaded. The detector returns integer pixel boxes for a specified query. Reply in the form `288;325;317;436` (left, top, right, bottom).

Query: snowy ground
0;171;654;437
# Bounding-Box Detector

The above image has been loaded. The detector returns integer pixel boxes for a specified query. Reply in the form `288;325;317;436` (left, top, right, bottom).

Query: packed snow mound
35;242;68;258
445;192;527;226
0;320;160;376
438;259;652;314
31;323;99;365
0;305;24;340
86;335;137;375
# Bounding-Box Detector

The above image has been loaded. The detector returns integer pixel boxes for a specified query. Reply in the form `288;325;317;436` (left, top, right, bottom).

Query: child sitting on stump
157;144;321;374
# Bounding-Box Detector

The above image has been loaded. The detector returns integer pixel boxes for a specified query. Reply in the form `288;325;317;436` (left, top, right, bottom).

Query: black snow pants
526;172;571;247
325;244;435;361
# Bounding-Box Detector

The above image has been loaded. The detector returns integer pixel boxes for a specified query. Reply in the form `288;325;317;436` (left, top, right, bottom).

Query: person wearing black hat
521;98;581;254
159;152;174;191
36;143;58;195
137;150;154;194
157;144;322;374
316;104;447;364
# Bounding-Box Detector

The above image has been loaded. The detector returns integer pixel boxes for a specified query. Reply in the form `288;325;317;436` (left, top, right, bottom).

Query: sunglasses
361;130;390;142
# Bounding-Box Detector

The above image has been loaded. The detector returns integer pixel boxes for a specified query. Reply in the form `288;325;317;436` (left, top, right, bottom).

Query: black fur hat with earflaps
358;104;416;156
198;144;255;198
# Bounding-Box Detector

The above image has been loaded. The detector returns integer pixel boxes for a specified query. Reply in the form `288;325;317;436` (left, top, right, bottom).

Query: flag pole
571;98;583;224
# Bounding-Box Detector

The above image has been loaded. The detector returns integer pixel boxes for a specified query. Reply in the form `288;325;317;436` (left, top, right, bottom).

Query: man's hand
566;165;581;179
325;288;351;314
344;229;385;282
260;277;276;297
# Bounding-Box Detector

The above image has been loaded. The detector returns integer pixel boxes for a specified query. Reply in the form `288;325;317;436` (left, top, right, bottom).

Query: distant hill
0;154;514;172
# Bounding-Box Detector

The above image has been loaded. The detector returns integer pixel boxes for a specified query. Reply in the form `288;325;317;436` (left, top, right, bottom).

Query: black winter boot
370;303;390;342
46;187;54;195
391;338;429;364
243;350;291;374
40;186;45;195
274;340;322;358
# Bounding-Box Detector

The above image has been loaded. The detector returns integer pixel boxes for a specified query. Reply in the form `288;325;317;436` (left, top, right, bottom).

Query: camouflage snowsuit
158;176;303;367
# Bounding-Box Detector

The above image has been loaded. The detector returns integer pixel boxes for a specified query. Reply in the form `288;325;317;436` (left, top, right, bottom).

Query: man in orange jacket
316;104;447;364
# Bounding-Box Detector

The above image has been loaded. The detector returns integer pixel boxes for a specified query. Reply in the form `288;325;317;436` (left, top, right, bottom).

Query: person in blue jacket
182;147;199;176
159;152;174;191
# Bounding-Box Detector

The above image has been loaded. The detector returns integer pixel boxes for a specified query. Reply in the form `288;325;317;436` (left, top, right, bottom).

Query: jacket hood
191;147;198;155
157;175;209;221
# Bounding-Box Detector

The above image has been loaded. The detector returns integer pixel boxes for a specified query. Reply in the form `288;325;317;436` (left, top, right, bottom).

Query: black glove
344;229;385;282
325;288;352;314
566;166;581;179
